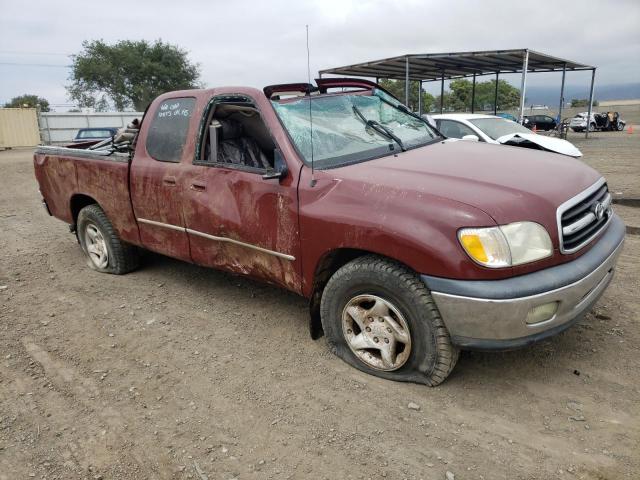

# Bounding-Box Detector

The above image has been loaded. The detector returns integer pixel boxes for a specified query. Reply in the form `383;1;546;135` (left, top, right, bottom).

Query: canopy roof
319;49;594;82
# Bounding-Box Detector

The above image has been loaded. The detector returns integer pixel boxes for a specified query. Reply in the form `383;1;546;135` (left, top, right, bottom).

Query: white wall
38;112;144;144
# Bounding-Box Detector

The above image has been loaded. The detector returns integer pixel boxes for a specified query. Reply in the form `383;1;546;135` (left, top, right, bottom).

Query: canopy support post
440;72;445;114
494;72;499;115
405;56;410;106
585;68;596;138
418;80;423;115
471;73;476;113
518;49;529;123
558;64;566;124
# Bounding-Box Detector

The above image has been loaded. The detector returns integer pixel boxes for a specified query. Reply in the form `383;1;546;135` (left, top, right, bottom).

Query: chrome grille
557;179;612;253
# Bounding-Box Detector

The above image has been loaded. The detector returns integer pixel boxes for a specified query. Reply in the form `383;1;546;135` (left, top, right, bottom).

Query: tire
77;204;139;274
571;127;580;132
320;255;459;386
617;123;625;131
589;123;596;132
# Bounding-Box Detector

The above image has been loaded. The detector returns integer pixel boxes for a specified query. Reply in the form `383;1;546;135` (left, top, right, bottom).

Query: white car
569;112;596;132
569;112;626;132
428;113;582;158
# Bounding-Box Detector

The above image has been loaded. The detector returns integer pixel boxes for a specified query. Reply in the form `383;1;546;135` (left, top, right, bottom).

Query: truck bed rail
35;145;130;163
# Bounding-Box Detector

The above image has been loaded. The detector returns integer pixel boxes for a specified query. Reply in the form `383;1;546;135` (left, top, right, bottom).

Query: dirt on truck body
33;78;624;386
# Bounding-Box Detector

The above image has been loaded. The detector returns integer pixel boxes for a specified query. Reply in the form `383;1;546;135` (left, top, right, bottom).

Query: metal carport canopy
319;49;597;137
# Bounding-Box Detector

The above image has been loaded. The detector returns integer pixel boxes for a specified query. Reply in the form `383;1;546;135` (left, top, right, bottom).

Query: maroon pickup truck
34;78;625;385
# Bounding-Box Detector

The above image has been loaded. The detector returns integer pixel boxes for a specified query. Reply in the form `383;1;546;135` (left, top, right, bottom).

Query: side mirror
262;149;289;180
461;134;479;142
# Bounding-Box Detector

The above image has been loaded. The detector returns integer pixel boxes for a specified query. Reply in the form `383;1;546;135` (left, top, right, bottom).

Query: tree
4;94;50;111
433;79;521;112
379;78;520;113
379;79;434;112
571;98;599;107
67;39;201;111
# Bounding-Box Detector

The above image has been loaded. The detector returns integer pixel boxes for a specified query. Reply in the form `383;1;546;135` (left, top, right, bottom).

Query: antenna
306;24;317;187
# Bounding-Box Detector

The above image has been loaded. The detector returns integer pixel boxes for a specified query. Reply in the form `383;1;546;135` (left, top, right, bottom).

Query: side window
196;96;275;171
438;120;476;139
146;97;196;162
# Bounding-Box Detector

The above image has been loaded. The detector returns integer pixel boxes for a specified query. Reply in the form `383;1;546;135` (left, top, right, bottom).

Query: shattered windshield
469;118;532;140
271;90;440;169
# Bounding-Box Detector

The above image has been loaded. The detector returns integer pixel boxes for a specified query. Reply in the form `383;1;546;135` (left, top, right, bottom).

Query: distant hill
525;83;640;106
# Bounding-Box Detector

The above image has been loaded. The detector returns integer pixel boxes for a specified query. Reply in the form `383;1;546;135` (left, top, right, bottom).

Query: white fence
39;112;144;144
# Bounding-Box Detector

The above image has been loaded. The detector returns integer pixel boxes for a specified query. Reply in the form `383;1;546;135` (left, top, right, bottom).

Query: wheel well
70;194;97;226
308;248;384;339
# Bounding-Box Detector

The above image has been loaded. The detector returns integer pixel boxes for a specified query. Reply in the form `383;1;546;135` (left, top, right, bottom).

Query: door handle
190;181;206;192
163;176;177;186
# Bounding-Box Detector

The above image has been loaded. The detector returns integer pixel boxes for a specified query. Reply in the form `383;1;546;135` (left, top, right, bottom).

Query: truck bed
34;145;141;245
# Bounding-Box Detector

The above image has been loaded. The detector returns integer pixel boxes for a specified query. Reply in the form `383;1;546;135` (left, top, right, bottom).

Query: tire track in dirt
21;338;175;478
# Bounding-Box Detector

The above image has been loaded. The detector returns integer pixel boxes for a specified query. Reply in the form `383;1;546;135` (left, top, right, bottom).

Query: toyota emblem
594;202;605;220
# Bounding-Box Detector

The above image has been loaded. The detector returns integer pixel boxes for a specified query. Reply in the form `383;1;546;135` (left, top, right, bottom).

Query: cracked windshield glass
272;89;440;168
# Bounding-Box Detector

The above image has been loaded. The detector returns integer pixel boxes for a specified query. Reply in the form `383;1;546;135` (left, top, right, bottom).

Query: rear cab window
146;97;196;162
77;129;115;139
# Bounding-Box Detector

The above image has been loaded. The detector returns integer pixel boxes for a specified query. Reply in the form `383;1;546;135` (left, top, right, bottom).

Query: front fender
297;172;502;297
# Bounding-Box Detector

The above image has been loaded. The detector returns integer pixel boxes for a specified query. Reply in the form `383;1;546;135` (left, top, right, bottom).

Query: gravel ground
567;129;640;199
1;135;639;479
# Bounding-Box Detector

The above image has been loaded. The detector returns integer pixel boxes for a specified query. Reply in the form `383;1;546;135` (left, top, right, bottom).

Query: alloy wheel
341;294;412;371
84;223;109;269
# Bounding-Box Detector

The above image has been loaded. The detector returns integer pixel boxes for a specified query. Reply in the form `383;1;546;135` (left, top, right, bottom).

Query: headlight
458;222;552;268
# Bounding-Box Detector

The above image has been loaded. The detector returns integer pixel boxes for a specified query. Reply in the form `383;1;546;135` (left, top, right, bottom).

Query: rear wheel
77;204;139;274
617;123;624;131
320;256;459;386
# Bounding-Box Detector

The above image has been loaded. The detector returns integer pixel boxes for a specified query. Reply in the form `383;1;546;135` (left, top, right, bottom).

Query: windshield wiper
352;104;406;152
376;96;444;139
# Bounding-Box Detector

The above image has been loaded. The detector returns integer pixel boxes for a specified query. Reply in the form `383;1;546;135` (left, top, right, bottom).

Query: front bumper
422;214;625;350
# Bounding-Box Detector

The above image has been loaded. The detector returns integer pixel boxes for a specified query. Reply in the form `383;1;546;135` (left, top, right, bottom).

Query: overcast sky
1;0;638;108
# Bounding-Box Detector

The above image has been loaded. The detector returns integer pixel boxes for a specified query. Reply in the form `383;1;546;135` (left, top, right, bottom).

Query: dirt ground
1;132;639;480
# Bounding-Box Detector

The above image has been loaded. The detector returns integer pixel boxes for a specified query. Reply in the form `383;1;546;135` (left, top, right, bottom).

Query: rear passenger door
179;93;302;293
130;96;197;262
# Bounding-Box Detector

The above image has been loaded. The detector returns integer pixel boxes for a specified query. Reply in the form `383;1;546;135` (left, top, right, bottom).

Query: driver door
180;93;303;293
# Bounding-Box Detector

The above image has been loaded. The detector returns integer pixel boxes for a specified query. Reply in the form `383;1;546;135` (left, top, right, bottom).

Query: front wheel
77;204;139;274
320;256;459;386
617;123;625;131
589;123;596;132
